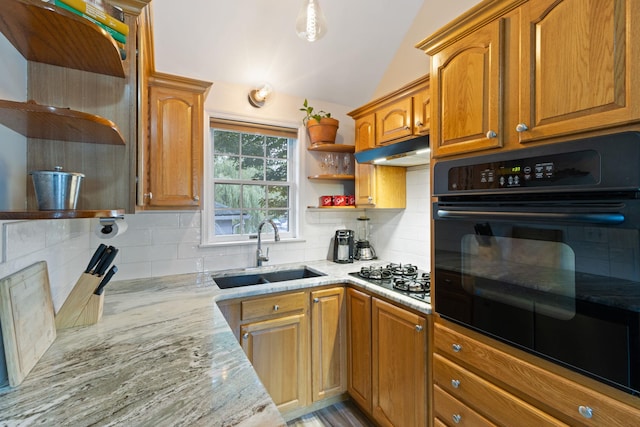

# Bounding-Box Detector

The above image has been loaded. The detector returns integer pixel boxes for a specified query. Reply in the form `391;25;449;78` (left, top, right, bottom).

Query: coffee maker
333;229;354;263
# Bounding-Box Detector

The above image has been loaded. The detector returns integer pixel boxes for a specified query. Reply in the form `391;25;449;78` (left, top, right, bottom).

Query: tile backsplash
0;167;431;311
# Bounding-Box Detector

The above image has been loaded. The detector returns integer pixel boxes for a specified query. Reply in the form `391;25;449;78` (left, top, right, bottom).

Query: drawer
435;321;640;427
434;354;567;426
434;384;497;427
241;292;306;321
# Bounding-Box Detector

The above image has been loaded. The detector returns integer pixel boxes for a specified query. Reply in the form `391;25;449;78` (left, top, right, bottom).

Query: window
208;118;298;243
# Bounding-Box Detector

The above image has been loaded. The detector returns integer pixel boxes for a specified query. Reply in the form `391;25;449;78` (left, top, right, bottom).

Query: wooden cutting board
0;261;56;386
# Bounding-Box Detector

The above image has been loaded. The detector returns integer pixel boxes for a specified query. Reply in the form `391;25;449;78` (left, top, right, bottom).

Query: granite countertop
0;259;431;427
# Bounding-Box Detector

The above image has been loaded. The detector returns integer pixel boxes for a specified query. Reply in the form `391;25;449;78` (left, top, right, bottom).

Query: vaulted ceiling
151;0;481;108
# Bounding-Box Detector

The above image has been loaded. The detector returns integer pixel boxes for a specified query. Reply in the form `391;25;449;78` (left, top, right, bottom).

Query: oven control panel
447;149;599;192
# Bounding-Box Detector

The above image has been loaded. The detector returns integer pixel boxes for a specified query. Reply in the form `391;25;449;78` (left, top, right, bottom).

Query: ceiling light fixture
295;0;327;42
248;83;273;108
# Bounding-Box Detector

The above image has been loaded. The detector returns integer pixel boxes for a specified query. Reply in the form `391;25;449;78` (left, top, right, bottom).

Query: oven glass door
433;198;640;396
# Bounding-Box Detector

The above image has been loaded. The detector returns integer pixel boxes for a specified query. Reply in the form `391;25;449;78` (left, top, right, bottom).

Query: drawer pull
451;379;460;388
486;130;497;139
452;343;462;352
313;297;320;303
516;123;529;132
452;414;462;424
242;332;249;340
415;325;423;332
578;406;593;419
273;304;279;311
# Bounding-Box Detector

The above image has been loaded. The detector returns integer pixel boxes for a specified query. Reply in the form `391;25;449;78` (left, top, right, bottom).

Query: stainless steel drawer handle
452;343;462;352
273;304;279;311
452;414;462;424
578;406;593;419
451;379;460;388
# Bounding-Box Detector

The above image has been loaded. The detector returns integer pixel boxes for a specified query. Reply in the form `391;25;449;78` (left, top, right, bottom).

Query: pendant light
295;0;327;42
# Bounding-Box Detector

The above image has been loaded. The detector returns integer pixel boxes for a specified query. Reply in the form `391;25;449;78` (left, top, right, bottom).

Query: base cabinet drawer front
434;385;497;427
434;354;567;427
241;291;306;321
435;321;640;427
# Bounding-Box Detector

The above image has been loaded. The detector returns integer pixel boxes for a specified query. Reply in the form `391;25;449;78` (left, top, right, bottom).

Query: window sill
199;238;306;249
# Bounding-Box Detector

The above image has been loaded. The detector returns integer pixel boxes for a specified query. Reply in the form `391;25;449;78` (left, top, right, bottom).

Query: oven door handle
436;209;625;224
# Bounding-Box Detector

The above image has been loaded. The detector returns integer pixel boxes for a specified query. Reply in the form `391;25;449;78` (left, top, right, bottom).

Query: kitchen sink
212;267;326;289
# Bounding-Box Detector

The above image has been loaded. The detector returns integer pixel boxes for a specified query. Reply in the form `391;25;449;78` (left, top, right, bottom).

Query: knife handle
95;247;118;276
85;243;107;273
94;265;118;295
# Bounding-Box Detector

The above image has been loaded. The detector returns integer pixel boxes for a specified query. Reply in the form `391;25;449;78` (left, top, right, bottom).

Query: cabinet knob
452;414;462;424
515;123;529;132
452;343;462;353
144;192;153;200
242;332;249;340
313;297;320;303
416;121;424;127
486;130;497;139
415;325;423;332
578;406;593;419
193;195;200;202
368;196;373;203
273;304;279;311
404;125;411;130
451;379;461;388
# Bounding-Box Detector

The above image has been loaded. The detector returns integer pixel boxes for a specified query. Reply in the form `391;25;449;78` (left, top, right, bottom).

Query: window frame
202;113;303;246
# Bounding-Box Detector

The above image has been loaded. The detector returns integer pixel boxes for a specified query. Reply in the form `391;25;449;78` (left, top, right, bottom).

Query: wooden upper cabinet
518;0;640;143
355;113;376;151
349;74;430;151
144;73;212;209
429;19;503;158
376;96;413;145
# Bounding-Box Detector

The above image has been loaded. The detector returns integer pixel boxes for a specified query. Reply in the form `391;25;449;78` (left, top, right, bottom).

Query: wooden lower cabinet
310;287;347;402
433;318;640;427
346;287;429;427
372;298;428;427
241;313;308;413
347;288;372;412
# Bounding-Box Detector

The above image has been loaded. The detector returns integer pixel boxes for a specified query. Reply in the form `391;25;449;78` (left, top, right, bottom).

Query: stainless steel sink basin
212;267;326;289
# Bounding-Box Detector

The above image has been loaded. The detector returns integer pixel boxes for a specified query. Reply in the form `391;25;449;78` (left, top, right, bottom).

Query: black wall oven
433;132;640;396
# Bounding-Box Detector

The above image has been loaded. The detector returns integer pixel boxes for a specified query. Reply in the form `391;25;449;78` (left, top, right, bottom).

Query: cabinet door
311;287;346;402
355;163;375;206
240;314;308;413
355;113;376;151
346;288;372;414
372;297;427;427
518;0;640;144
414;88;431;136
430;19;503;158
376;96;413;145
147;80;205;208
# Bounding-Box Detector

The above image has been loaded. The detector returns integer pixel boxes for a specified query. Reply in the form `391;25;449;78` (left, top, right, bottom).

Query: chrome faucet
256;219;281;267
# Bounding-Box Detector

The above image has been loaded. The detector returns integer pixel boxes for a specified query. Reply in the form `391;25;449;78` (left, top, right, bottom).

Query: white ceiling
151;0;481;108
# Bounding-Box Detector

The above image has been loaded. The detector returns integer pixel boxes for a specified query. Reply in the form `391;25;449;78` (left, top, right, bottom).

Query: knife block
55;273;104;330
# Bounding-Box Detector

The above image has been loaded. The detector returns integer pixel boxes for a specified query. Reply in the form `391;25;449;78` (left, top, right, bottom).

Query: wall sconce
248;83;273;108
295;0;327;42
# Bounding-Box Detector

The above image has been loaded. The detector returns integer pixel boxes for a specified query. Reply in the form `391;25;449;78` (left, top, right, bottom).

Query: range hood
353;136;430;167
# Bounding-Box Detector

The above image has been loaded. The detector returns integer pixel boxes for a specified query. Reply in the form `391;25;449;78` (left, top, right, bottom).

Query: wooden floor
287;400;374;427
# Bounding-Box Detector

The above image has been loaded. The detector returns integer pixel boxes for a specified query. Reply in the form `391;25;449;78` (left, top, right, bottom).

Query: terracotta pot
307;117;339;145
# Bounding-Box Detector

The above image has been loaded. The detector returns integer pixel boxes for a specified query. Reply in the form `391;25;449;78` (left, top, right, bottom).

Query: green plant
300;98;332;124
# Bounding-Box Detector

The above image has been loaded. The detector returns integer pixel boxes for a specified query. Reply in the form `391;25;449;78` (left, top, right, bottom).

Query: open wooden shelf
307;143;355;153
0;209;125;220
308;174;355;181
0;100;125;145
0;0;125;77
